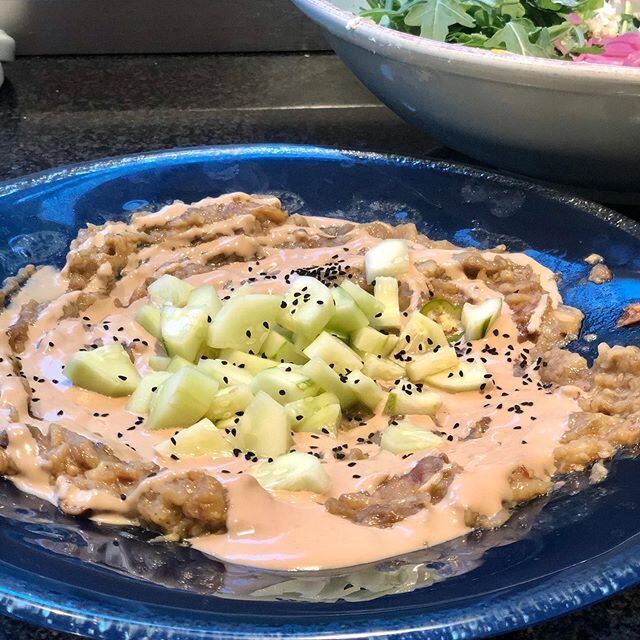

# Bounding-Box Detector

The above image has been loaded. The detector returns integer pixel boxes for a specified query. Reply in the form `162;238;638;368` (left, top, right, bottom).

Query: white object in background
0;30;15;88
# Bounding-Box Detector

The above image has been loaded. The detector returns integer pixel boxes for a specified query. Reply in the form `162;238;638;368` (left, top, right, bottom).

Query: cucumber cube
250;367;319;404
351;326;397;356
405;346;459;381
251;452;330;493
260;330;289;358
279;276;334;340
326;287;369;334
155;418;233;458
197;358;253;386
149;355;171;371
147;367;219;431
148;274;193;307
235;391;292;458
187;285;223;319
461;297;503;340
339;280;384;320
394;312;448;356
134;304;162;339
301;358;357;408
208;294;282;353
167;355;195;372
362;354;406;381
381;421;443;455
303;332;363;374
383;387;442;416
64;344;141;397
370;276;401;331
345;371;386;410
218;349;278;375
161;305;208;362
206;384;254;421
274;340;308;365
424;361;492;393
285;392;341;436
126;371;171;414
364;239;410;283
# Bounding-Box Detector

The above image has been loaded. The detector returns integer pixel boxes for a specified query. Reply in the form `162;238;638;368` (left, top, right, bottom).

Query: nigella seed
118;375;127;381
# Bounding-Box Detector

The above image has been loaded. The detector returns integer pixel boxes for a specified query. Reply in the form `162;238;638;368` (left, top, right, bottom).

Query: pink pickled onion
573;32;640;67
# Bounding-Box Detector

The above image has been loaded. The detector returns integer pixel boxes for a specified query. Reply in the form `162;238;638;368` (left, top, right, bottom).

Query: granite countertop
0;52;639;640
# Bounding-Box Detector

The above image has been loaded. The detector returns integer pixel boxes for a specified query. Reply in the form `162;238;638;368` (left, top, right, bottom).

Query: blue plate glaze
0;145;639;640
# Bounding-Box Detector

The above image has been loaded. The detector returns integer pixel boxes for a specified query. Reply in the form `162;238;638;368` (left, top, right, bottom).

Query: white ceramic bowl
292;0;640;192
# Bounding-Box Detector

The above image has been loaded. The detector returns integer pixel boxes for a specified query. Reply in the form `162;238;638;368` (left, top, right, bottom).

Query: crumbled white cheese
586;2;622;39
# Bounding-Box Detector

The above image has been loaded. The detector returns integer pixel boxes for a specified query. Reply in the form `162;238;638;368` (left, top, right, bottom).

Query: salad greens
360;0;640;59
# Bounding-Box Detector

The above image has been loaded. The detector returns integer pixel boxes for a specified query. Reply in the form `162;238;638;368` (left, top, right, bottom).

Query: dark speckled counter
0;52;638;640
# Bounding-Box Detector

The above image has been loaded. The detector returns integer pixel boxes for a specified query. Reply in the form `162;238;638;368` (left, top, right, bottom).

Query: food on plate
0;192;638;571
360;0;640;65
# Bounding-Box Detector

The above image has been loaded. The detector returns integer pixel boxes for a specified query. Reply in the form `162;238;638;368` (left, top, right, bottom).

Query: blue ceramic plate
0;145;639;640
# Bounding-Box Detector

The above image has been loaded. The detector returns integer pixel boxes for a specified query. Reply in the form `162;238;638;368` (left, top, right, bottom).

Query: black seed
118;375;127;381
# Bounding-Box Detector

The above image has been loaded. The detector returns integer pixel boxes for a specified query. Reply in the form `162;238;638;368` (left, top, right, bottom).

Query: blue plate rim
0;143;639;640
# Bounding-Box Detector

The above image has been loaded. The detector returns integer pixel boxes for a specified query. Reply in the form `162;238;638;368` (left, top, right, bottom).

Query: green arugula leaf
498;0;526;18
448;31;490;45
484;17;555;56
405;0;476;41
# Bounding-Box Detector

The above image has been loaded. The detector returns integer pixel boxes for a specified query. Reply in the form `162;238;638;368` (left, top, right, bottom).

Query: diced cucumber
325;328;350;343
383;386;442;416
278;276;334;340
362;354;406;381
339;280;384;321
126;371;171;414
197;358;253;386
208;294;282;353
370;276;401;330
206;384;254;421
155;418;233;458
394;312;448;356
233;284;257;297
148;274;193;307
345;371;386;411
149;355;171;371
285;392;341;436
364;239;410;283
250;367;319;404
65;344;140;397
260;330;288;359
300;404;342;438
167;355;195;372
187;285;223;319
274;339;308;366
380;421;443;455
424;361;491;393
351;326;397;356
235;391;292;458
325;287;369;334
303;332;363;374
405;346;459;381
161;305;208;362
461;298;503;340
301;358;357;409
134;304;162;339
216;416;241;432
251;452;330;493
147;367;219;431
219;349;278;375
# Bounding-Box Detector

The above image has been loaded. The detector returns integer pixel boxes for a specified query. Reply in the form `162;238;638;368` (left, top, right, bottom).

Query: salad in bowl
361;0;640;64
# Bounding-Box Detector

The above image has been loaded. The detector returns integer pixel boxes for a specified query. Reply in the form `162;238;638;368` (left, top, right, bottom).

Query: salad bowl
292;0;640;193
